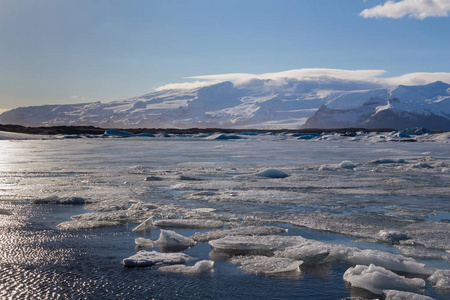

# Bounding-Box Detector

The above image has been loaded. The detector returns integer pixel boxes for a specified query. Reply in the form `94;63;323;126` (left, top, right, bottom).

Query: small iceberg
191;226;287;243
253;169;289;178
153;219;224;229
122;250;191;267
158;260;215;275
343;264;425;295
156;229;197;251
230;255;302;276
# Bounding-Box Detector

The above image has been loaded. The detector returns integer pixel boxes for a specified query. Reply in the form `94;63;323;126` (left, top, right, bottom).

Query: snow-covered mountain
1;79;449;130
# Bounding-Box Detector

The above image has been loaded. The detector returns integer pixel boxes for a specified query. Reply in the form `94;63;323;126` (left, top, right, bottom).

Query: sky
1;0;450;111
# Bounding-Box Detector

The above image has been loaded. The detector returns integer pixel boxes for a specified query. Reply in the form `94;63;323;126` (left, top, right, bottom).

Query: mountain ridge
1;80;449;130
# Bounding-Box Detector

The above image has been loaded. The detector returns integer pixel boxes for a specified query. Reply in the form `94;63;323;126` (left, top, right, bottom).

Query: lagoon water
0;134;449;299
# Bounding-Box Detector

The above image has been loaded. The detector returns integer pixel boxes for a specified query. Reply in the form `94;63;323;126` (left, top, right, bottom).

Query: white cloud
360;0;450;19
155;80;222;91
155;68;450;91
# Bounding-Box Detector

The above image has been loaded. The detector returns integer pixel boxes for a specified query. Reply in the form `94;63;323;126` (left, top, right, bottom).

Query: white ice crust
343;264;425;295
122;250;191;267
157;260;215;275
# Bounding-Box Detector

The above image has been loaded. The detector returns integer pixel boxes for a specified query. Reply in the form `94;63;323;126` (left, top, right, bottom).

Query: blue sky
1;0;450;111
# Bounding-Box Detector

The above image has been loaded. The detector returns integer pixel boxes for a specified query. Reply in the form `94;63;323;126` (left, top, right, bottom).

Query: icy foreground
2;135;449;299
0;79;449;129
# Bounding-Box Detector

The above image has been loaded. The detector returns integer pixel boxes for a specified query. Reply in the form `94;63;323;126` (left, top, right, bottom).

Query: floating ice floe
253;169;289;178
209;235;306;255
383;290;435;300
191;226;287;242
274;241;330;265
343;264;425;295
157;260;215;275
135;237;155;248
378;230;409;243
153;219;224;229
30;196;86;205
230;255;302;276
428;269;450;291
156;229;196;251
56;220;121;231
122;250;191;267
345;249;433;275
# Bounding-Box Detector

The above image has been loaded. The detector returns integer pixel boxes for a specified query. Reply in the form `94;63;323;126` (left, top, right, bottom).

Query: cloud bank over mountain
361;0;450;19
0;68;449;130
156;69;450;91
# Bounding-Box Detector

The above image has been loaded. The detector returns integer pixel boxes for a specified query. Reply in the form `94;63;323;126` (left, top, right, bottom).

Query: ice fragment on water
191;226;287;242
339;161;357;169
343;264;425;295
56;220;121;231
209;235;306;255
345;249;432;275
135;237;155;248
274;241;330;265
122;250;191;267
378;230;409;243
383;290;435;300
153;219;223;229
253;169;289;178
428;269;450;291
156;229;196;251
230;255;302;276
157;260;214;275
132;217;153;233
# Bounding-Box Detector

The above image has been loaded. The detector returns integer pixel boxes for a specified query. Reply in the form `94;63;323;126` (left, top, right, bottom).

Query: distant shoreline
0;124;411;135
